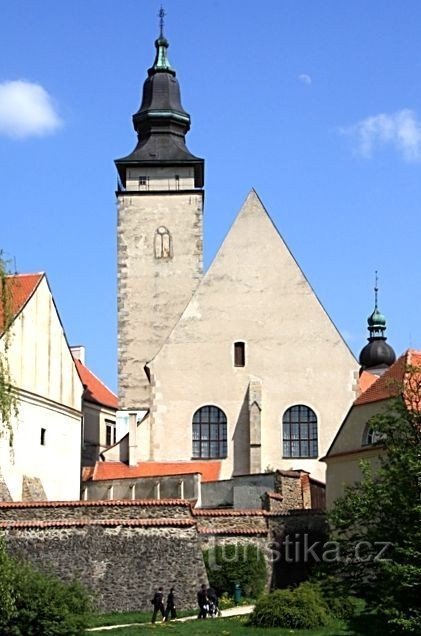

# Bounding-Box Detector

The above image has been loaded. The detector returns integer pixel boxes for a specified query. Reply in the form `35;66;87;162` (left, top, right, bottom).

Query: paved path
87;604;255;632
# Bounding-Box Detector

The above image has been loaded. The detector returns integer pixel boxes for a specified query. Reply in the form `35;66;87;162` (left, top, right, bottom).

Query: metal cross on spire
374;270;379;309
158;6;166;37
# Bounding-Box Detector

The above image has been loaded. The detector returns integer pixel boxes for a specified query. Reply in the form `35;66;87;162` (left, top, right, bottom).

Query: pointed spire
114;13;204;189
159;6;165;38
367;271;386;336
374;270;378;309
150;6;174;75
359;271;396;371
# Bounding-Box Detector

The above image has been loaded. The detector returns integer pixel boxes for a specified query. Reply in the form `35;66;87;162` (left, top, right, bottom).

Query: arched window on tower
192;406;227;459
154;226;172;259
282;405;318;458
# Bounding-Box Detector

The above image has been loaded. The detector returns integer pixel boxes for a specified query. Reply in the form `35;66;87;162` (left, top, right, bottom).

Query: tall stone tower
115;20;204;409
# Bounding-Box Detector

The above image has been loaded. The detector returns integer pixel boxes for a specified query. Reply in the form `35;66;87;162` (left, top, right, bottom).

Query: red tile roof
83;460;221;483
0;518;195;529
355;350;421;406
0;499;191;509
74;359;118;409
197;527;268;536
359;370;378;394
0;273;43;333
192;509;265;517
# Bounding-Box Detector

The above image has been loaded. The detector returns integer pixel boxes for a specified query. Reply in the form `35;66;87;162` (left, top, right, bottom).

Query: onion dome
359;273;396;371
115;8;203;189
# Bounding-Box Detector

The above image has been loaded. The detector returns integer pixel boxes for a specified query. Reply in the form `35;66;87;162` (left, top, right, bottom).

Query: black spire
115;13;204;189
359;272;396;372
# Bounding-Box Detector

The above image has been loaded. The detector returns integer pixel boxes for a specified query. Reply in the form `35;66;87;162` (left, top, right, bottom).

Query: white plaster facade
114;32;360;486
131;192;359;482
0;274;83;501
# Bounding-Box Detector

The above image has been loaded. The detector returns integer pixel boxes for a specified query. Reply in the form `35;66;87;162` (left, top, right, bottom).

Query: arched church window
192;406;227;459
154;226;172;259
282;405;318;458
362;423;383;446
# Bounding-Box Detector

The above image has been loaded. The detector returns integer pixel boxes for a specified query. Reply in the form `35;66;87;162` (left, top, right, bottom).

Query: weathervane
158;6;166;37
374;270;379;309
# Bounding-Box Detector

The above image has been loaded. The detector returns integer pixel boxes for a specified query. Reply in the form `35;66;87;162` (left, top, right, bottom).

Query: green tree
329;365;421;634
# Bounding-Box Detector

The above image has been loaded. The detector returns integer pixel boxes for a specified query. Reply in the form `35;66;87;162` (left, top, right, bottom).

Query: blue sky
1;1;420;391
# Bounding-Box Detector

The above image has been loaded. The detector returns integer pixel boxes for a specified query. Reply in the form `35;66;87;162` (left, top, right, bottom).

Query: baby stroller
208;599;217;618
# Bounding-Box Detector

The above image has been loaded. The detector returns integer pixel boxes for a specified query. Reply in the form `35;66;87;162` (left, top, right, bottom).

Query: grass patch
90;611;385;635
90;615;352;635
87;608;195;629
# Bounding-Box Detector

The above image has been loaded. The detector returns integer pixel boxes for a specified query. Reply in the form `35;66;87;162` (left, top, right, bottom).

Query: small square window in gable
234;342;246;367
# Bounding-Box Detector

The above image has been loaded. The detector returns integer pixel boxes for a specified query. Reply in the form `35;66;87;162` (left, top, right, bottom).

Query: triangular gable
3;272;83;410
0;273;43;335
150;189;357;361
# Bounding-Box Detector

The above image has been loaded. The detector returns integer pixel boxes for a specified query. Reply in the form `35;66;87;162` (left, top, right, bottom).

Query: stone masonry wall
2;524;206;612
0;500;191;521
0;500;326;611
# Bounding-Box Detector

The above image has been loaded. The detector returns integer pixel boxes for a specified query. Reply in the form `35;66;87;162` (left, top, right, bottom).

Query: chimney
70;345;86;365
128;412;138;467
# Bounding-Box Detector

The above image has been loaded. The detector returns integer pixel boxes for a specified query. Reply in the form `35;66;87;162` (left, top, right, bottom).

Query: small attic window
138;175;148;187
40;428;46;446
234;342;246;367
362;424;384;446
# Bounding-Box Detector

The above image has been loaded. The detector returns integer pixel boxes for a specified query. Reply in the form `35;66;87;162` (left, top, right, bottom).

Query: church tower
359;273;396;375
115;14;204;409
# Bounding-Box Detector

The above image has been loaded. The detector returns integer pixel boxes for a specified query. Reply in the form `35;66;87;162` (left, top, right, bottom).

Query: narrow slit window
40;428;46;446
234;342;246;367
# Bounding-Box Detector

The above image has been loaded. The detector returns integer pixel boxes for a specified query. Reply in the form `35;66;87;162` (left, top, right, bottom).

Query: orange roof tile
359;370;378;394
74;359;118;409
84;460;221;483
0;518;195;529
198;527;268;536
0;273;43;333
0;499;190;509
193;509;265;517
355;350;421;406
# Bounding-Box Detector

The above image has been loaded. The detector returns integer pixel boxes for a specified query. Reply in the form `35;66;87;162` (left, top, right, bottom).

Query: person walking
197;583;209;619
151;587;165;623
164;587;177;621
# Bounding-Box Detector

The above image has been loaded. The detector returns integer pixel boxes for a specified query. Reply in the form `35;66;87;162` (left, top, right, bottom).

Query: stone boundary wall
0;500;326;612
0;499;191;521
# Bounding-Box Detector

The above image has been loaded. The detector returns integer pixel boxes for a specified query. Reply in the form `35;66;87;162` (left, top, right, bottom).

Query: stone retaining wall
0;500;326;612
0;499;191;521
2;523;206;611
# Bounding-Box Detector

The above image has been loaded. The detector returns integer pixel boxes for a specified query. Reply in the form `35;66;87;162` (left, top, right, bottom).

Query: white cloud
0;80;62;139
298;73;312;86
341;109;421;161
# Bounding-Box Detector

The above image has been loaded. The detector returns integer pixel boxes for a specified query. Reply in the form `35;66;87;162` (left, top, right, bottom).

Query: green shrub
203;543;267;599
315;575;358;620
218;593;235;610
249;582;331;629
0;541;92;635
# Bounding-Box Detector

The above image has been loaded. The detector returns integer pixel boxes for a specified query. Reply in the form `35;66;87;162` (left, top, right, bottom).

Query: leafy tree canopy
329;365;421;634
